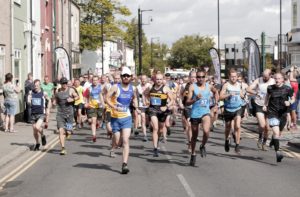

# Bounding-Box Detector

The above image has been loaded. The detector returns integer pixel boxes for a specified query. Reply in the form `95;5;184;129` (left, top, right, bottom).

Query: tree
79;0;131;51
168;35;215;69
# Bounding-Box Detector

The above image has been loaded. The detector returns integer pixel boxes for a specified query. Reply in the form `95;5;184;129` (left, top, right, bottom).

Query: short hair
229;68;237;75
34;79;41;84
5;73;13;82
197;68;206;74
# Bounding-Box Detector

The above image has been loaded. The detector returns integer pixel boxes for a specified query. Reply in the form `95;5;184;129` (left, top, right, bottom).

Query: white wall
32;0;41;80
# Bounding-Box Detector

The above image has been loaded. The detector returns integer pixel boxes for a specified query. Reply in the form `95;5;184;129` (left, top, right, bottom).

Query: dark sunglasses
196;76;205;79
121;74;131;78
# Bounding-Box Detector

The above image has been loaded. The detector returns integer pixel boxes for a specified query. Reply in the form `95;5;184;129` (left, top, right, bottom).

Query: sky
120;0;292;48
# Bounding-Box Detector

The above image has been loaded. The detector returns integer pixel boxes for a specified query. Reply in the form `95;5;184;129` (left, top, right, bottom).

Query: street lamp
138;8;153;75
150;37;160;69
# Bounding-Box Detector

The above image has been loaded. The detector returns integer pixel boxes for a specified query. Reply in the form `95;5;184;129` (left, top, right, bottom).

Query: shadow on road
73;163;121;174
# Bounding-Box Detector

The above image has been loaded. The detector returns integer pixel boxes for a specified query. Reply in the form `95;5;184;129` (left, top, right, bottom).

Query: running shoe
262;144;268;151
134;129;139;136
142;136;148;142
110;150;116;158
41;135;47;146
121;163;130;174
235;145;241;155
44;123;48;129
257;140;262;149
92;135;97;143
34;143;40;151
199;145;206;158
276;151;283;162
60;148;67;155
153;148;159;157
189;155;196;166
96;123;100;129
224;139;230;152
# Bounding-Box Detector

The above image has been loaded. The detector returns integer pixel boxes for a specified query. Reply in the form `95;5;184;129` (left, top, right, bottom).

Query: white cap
121;67;132;75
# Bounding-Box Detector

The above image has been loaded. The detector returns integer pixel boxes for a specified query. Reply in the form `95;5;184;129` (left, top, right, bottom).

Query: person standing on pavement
247;69;275;151
28;79;50;150
24;73;34;123
106;67;138;174
84;76;105;142
186;69;219;166
41;75;54;129
3;73;21;132
54;77;79;155
264;73;295;162
288;66;299;129
219;69;244;154
145;73;174;157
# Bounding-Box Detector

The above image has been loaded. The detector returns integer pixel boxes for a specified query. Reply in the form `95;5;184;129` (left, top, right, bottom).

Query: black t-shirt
267;84;293;118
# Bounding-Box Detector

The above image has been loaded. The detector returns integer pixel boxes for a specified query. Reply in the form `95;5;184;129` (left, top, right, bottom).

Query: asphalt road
1;119;300;197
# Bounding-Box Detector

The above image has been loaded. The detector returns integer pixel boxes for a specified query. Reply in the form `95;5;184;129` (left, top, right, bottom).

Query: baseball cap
121;67;132;75
60;77;68;84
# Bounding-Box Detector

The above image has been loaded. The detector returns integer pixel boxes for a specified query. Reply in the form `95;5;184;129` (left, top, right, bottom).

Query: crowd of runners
4;65;299;174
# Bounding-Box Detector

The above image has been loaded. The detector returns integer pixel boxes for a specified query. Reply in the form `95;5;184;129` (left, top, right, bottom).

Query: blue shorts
111;116;132;133
291;102;297;111
4;100;17;116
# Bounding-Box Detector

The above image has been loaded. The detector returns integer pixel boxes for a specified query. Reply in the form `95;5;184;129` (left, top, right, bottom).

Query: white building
288;0;300;67
80;40;135;76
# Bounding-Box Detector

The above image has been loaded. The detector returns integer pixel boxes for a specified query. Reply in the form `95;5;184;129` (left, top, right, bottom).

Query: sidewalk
0;112;58;170
241;116;300;149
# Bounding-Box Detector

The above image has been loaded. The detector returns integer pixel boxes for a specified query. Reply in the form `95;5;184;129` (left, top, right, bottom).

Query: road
0;119;300;197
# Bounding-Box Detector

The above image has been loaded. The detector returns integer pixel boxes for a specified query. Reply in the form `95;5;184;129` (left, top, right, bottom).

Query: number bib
65;122;73;131
150;97;162;106
32;98;42;106
117;104;128;112
230;95;239;103
199;98;209;107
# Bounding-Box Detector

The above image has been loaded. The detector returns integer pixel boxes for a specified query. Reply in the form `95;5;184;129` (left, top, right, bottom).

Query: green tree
168;35;215;69
79;0;131;51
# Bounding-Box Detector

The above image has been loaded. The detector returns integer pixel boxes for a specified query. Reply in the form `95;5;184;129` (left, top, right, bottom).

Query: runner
145;73;173;157
219;69;245;154
28;79;51;150
264;72;295;162
74;79;84;129
288;66;299;129
106;67;138;174
186;69;219;166
41;75;54;129
247;69;275;150
136;74;151;141
180;71;196;152
84;76;105;142
54;77;79;155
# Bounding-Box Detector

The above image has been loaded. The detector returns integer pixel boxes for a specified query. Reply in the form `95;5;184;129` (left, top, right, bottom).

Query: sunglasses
196;76;205;79
121;74;131;78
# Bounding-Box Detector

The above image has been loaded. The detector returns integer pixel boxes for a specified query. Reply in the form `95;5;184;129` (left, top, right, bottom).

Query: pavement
241;116;300;149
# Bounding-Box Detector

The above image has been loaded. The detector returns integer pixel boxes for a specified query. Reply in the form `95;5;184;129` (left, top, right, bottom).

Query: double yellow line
0;136;59;190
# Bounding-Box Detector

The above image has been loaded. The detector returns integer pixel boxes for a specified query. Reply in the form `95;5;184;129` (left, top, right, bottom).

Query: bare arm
211;85;219;102
105;85;118;110
219;83;230;100
246;79;259;95
185;84;196;106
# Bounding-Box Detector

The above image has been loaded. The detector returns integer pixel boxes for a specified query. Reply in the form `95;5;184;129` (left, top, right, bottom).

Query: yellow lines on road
0;136;59;190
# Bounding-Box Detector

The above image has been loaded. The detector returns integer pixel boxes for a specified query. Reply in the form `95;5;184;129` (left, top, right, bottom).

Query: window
293;2;297;27
231;48;235;52
14;49;21;79
225;48;229;53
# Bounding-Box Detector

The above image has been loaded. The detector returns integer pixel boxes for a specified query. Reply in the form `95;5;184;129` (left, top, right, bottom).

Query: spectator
24;73;34;123
3;73;21;132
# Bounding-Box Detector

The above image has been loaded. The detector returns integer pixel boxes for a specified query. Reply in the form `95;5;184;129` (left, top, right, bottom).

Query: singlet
224;82;242;112
149;85;168;111
137;84;149;108
75;86;84;106
254;77;275;106
56;88;73;116
111;84;134;118
191;83;211;119
31;90;45;115
88;85;102;108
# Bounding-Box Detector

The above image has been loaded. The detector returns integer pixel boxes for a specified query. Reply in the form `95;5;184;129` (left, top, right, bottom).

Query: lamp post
138;8;153;75
101;18;104;75
150;37;160;69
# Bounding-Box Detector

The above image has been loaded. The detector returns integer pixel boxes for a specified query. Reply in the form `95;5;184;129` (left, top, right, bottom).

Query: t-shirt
267;84;293;118
75;86;84;105
41;82;54;98
3;82;18;100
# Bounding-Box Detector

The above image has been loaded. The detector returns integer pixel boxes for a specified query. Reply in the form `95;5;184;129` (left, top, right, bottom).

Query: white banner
209;48;221;84
55;47;71;80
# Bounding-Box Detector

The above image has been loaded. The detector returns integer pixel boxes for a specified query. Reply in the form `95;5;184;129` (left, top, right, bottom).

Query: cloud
120;0;291;48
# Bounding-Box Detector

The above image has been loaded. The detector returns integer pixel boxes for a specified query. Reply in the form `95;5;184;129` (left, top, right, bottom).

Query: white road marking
0;136;59;190
177;174;196;197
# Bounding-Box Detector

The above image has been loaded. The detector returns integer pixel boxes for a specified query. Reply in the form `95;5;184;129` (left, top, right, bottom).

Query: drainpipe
53;0;57;80
69;0;72;78
61;0;64;47
30;0;33;73
11;0;14;71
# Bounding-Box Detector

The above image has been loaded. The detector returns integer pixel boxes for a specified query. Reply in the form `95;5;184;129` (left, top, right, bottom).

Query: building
224;43;245;76
288;0;300;67
0;0;11;85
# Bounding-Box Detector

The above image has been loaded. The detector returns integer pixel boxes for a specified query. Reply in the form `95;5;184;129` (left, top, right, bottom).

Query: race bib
150;97;161;106
117;104;128;112
230;95;239;103
199;98;209;107
32;98;42;106
65;122;73;131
